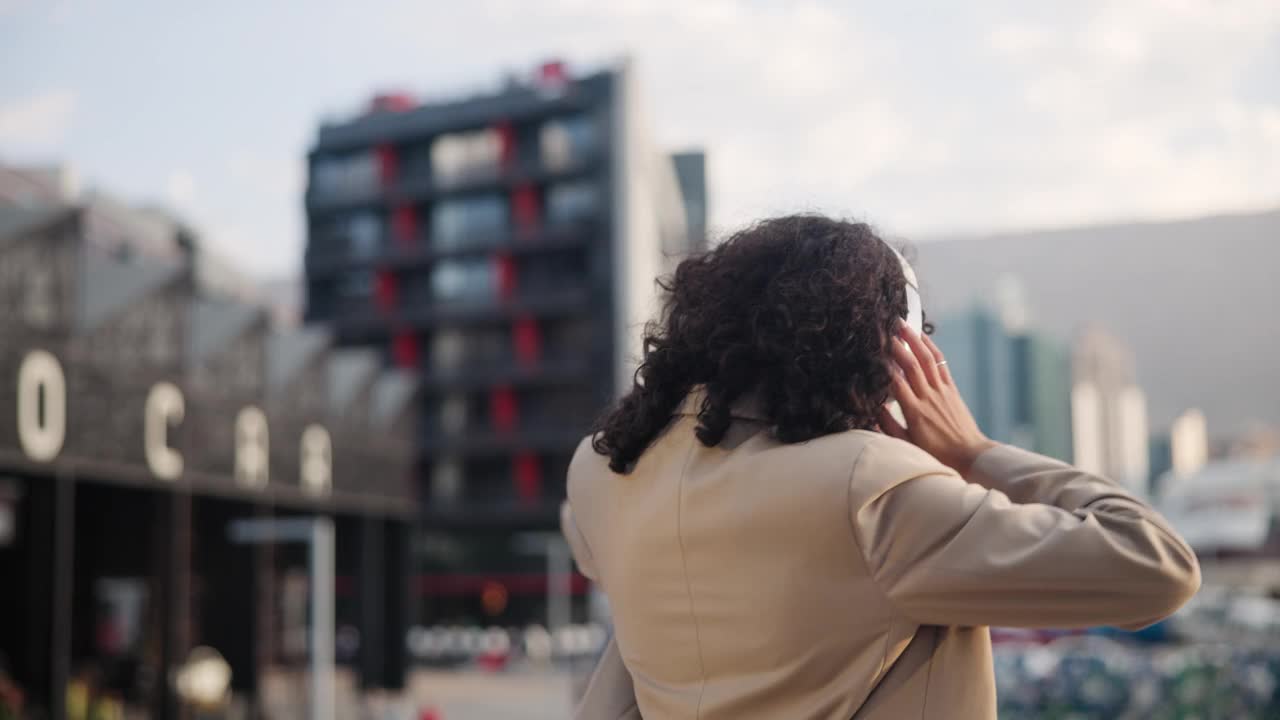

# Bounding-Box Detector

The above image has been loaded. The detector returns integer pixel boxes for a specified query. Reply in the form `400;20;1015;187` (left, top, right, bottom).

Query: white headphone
888;245;923;334
884;245;923;429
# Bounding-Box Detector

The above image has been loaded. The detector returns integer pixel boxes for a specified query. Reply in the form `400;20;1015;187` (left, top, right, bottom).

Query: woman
561;214;1199;719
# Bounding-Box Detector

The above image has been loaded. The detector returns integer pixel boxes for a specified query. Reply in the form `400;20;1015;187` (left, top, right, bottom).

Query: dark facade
0;205;417;718
932;307;1016;443
1148;434;1174;497
671;151;708;252
932;305;1072;462
303;63;700;627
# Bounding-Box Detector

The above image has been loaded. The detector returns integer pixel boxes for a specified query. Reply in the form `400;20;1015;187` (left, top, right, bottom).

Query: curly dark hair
591;214;929;473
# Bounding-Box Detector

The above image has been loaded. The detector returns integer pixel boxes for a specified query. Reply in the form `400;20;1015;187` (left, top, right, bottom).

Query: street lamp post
514;532;573;644
229;516;335;720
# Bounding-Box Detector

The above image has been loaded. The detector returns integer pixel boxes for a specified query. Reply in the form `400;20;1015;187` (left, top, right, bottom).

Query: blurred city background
1;1;1278;718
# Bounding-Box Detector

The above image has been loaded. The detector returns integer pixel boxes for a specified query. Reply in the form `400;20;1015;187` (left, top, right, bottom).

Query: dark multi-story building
303;61;702;627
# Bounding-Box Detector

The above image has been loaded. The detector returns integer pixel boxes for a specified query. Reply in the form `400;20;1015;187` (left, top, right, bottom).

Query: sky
1;0;1278;279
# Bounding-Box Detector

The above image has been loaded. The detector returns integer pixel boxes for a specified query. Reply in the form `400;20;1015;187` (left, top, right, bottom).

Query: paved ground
404;669;575;720
254;666;580;720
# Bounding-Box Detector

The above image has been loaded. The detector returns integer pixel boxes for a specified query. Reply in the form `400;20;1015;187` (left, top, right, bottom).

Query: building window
430;330;466;372
518;249;587;297
431;195;509;250
545;181;599;227
427;328;515;376
431;128;503;185
439;393;469;435
461;458;517;507
541;318;592;363
540;114;597;171
338;271;375;299
311;152;379;197
520;387;596;430
430;458;462;505
430;258;494;302
347;212;384;258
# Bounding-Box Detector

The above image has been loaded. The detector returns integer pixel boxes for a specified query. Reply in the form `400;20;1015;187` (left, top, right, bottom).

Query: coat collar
675;385;767;421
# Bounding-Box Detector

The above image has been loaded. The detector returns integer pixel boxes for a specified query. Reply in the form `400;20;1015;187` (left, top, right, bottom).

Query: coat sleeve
561;500;598;580
572;634;642;720
561;501;641;719
850;441;1201;630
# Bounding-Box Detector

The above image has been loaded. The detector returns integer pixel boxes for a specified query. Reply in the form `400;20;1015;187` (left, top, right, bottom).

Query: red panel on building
513;316;541;367
392;204;417;247
494;252;517;301
392;331;419;368
368;93;416;113
511;185;540;234
374;269;398;312
495;120;516;171
376;144;398;187
490;385;518;432
514;453;542;503
536;61;570;93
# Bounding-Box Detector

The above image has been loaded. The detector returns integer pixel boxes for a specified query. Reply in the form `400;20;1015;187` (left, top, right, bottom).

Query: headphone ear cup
885;242;924;333
887;245;919;289
906;285;924;335
885;399;908;429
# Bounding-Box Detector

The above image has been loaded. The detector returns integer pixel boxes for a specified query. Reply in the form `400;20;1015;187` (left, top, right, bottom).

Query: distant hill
913;208;1280;436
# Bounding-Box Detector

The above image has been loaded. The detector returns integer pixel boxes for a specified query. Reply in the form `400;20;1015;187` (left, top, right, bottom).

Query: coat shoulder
845;431;958;503
567;433;609;500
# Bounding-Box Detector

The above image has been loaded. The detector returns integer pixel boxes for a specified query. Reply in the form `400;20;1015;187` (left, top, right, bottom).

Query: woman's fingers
921;333;953;386
888;363;919;420
900;323;941;388
890;335;930;398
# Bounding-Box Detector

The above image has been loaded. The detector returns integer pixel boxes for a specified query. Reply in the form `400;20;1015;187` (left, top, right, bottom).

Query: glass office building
932;305;1073;462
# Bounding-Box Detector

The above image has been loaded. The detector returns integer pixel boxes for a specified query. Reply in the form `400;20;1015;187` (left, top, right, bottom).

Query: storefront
0;206;417;719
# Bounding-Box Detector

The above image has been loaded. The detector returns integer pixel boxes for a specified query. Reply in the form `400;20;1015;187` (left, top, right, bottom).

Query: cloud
6;0;1275;277
0;90;78;153
971;0;1280;232
1083;23;1147;66
986;22;1054;56
416;0;1279;236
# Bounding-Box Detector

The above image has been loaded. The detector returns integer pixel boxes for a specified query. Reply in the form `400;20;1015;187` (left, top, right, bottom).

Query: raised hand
878;321;998;477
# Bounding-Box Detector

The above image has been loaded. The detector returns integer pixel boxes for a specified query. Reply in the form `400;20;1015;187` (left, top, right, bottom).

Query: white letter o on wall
17;350;66;462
